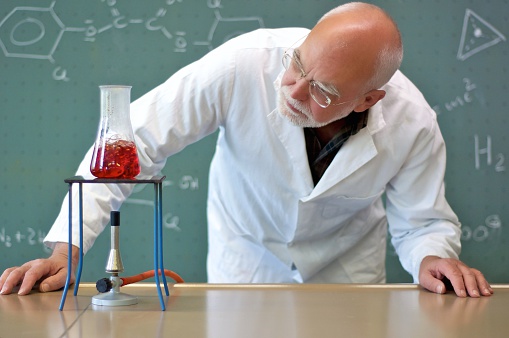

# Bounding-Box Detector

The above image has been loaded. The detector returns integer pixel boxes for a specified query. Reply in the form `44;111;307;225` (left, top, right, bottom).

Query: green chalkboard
1;0;507;284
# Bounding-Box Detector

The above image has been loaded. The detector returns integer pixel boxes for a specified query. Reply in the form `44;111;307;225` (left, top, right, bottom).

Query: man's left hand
419;255;493;297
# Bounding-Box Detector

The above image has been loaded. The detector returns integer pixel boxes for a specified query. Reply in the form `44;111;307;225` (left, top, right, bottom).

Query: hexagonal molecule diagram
0;1;64;63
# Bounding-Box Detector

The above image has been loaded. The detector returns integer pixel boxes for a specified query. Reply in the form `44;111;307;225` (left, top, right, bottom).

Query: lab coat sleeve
385;113;461;283
44;46;236;253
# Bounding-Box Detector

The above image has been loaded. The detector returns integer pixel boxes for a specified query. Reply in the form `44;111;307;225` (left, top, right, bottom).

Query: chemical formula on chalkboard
0;227;49;251
0;0;264;82
433;78;478;115
474;135;506;173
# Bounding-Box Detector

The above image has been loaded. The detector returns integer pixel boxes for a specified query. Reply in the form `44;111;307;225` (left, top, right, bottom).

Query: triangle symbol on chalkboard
457;9;506;61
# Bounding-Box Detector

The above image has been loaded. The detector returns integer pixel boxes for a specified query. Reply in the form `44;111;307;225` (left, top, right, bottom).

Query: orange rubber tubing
120;269;184;286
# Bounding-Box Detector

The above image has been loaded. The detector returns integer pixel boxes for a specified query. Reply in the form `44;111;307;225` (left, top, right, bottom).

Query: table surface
0;283;508;338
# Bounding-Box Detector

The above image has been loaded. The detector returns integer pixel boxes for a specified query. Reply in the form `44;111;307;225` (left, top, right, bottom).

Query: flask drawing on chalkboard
90;85;140;179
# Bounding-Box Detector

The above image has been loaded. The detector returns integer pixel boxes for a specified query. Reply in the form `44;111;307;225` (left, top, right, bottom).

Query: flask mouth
99;85;132;89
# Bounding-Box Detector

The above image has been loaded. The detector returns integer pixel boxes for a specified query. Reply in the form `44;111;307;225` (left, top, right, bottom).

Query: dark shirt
304;110;368;185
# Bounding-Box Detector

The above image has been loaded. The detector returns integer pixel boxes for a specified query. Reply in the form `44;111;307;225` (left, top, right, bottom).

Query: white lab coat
45;28;461;283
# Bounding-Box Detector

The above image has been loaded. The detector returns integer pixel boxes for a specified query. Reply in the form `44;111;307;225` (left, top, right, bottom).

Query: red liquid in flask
90;138;140;179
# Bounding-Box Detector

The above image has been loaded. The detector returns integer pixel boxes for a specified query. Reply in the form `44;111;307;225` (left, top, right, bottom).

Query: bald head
305;2;403;92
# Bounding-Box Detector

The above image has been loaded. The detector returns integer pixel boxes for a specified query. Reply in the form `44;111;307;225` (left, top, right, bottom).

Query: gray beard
276;86;327;128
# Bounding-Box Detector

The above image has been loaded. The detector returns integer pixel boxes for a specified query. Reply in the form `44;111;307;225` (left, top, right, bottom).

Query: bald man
1;2;492;298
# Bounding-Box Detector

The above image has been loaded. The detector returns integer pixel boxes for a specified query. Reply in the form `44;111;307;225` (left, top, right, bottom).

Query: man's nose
288;77;309;102
282;71;309;101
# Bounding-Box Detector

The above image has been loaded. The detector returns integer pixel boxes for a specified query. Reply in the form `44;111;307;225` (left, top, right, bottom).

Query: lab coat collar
267;108;382;200
269;72;387;199
310;103;386;198
365;98;386;135
267;108;315;195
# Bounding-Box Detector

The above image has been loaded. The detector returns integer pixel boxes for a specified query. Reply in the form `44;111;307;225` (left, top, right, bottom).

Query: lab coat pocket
321;189;385;219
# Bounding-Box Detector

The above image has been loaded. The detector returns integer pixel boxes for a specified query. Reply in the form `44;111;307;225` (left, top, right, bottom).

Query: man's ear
353;90;386;112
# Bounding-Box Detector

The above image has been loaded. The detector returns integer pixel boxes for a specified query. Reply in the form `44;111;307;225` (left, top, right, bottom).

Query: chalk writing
82;6;180;47
124;175;199;232
207;0;223;9
193;9;264;50
164;212;181;231
179;175;199;190
0;0;254;81
0;227;50;251
457;8;506;61
0;1;84;82
433;78;477;115
461;214;502;242
474;135;506;172
0;2;65;62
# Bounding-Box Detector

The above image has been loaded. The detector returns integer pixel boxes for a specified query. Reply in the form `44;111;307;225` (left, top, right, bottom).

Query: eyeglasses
282;49;358;109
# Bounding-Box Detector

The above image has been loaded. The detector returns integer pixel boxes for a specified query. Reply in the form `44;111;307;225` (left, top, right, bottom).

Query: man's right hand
0;242;78;295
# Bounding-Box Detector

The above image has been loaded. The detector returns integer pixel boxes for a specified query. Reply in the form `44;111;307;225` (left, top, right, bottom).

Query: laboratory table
0;283;508;338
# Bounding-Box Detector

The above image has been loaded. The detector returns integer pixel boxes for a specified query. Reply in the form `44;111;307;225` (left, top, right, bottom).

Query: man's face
277;84;354;128
276;40;363;128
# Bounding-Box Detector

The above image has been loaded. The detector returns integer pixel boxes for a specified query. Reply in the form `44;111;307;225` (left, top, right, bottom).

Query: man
0;2;492;297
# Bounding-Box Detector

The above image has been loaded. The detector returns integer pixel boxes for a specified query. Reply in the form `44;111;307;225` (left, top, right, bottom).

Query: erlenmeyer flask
90;85;140;179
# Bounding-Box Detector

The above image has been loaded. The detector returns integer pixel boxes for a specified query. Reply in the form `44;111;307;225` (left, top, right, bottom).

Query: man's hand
0;243;78;295
419;255;493;297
